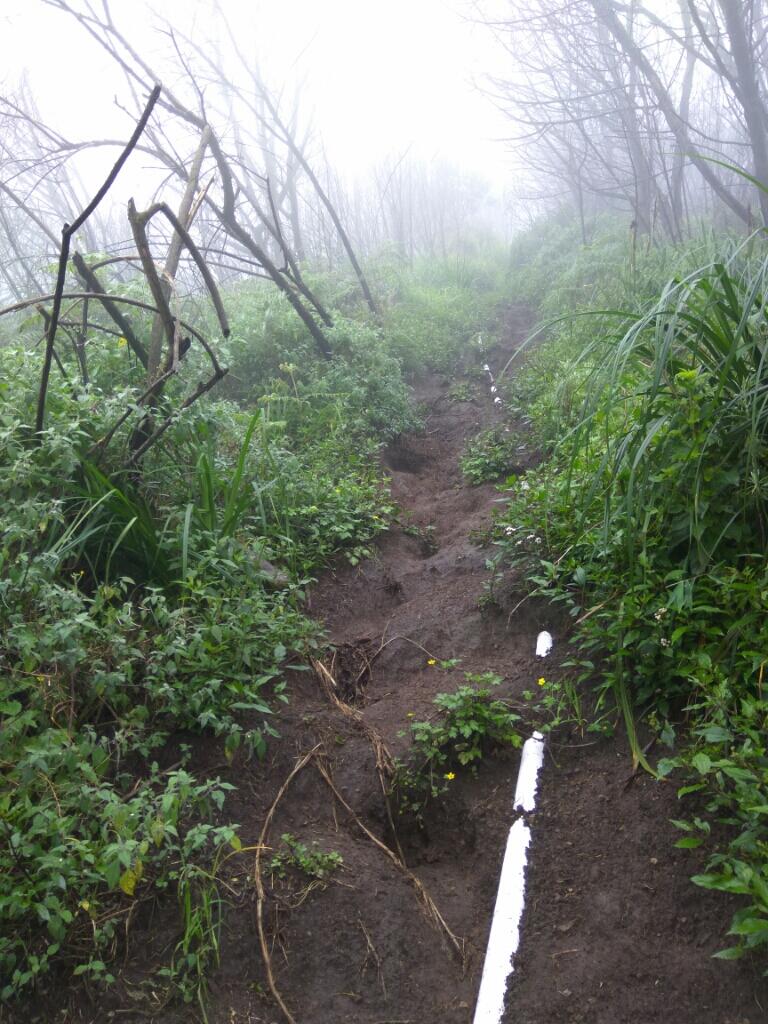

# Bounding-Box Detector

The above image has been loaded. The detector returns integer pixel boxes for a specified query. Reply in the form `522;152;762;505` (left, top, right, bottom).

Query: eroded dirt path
203;318;548;1024
209;312;768;1024
268;326;545;1023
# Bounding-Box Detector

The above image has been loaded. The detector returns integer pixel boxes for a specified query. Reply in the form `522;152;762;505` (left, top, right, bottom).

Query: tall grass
565;245;768;574
496;219;768;961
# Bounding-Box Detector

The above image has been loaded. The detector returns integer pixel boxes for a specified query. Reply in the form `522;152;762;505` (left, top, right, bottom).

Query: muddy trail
201;315;553;1024
202;310;766;1024
42;311;768;1024
142;312;546;1024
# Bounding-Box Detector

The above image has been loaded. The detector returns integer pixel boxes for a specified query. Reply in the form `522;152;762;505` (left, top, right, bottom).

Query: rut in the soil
247;332;550;1024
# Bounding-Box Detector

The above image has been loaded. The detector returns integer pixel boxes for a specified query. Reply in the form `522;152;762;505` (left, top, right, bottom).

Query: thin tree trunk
718;0;768;223
147;126;211;380
594;1;752;225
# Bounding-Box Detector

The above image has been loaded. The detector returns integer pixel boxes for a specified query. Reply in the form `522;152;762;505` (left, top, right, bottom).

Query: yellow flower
427;658;437;666
406;712;415;718
537;677;546;687
118;336;127;347
444;772;456;781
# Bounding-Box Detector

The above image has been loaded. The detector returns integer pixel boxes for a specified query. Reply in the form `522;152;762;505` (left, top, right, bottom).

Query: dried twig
315;759;464;963
358;915;387;1000
254;746;321;1024
369;633;439;666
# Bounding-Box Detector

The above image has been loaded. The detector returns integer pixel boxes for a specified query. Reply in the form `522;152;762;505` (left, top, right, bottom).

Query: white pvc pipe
535;630;553;658
472;732;545;1024
513;730;545;813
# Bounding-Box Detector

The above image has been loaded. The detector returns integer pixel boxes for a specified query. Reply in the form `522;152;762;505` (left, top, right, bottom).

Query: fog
0;1;513;194
2;0;768;305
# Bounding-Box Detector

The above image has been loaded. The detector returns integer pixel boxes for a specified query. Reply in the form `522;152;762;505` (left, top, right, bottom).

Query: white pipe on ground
535;630;553;658
472;731;545;1024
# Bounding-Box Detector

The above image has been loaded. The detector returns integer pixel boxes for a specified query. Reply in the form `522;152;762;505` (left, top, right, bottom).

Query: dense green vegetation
494;213;768;965
0;253;505;1005
5;199;768;1007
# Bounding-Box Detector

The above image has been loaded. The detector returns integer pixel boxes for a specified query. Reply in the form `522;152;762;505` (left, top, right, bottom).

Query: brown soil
30;314;768;1023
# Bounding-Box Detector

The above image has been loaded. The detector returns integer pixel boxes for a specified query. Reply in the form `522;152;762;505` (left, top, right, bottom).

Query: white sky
0;0;515;192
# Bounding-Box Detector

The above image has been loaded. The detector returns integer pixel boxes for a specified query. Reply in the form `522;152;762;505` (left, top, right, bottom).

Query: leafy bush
660;690;768;964
0;281;398;1002
460;427;522;484
0;729;238;1001
392;673;522;820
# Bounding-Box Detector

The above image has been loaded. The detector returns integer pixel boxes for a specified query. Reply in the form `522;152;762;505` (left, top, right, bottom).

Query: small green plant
156;860;227;1016
658;693;768;965
392;672;522;820
401;520;438;555
447;380;475;403
522;674;588;735
269;834;343;883
460;428;521;484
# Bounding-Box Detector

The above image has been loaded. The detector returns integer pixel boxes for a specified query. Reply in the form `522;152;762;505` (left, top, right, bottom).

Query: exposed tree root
312;656;405;862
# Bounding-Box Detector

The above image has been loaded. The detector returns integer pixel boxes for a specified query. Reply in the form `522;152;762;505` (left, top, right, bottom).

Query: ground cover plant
492;211;768;967
0;252;501;1010
392;669;522;822
460;426;523;484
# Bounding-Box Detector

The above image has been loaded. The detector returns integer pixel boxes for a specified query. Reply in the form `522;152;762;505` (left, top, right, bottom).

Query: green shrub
392;673;522;820
460;427;522;484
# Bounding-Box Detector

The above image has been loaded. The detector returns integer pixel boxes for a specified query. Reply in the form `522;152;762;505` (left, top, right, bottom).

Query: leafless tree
0;0;388;364
477;0;768;235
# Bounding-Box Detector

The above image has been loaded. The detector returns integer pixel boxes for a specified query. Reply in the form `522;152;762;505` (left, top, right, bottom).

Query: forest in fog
2;3;768;1023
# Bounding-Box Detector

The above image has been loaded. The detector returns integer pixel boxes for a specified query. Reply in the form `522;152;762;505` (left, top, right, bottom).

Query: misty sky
0;0;513;190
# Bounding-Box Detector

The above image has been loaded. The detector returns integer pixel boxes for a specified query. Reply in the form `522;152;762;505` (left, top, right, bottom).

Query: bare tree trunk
286;168;306;262
256;90;379;316
147;126;211;380
718;0;768;222
593;1;752;225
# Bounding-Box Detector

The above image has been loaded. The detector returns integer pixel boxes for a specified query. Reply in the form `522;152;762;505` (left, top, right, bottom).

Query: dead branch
132;200;230;346
125;365;227;465
35;83;161;437
1;291;213;352
71;252;148;367
146;126;210;378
